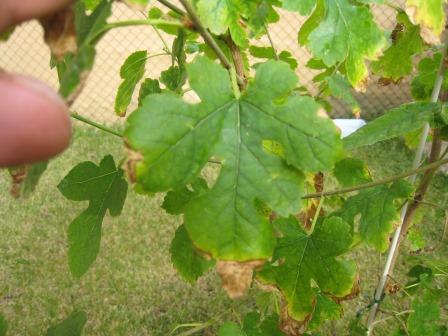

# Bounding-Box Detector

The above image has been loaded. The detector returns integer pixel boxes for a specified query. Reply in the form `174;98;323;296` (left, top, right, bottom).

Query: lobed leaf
257;216;356;321
125;56;342;262
337;180;414;251
305;0;386;89
58;155;128;277
371;12;425;81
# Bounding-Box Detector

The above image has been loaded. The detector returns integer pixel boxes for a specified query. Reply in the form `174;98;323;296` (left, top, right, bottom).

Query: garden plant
1;0;448;335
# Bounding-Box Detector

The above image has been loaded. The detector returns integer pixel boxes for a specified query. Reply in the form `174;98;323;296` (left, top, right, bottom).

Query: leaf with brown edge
279;304;313;336
8;161;48;199
217;260;265;299
405;0;446;44
40;5;77;61
257;216;356;322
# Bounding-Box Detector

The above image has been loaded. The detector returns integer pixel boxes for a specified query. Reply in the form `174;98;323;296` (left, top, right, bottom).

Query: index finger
0;0;72;32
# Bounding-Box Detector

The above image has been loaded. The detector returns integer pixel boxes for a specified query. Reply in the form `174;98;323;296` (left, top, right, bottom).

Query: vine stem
104;19;184;31
265;24;279;61
177;0;245;87
303;158;448;199
156;0;186;16
366;40;448;334
70;113;123;138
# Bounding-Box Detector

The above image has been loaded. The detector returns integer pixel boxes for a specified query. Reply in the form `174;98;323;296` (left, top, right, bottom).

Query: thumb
0;72;72;167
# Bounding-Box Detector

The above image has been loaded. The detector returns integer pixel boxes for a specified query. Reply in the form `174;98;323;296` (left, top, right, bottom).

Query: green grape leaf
249;47;297;69
298;0;325;46
371;12;425;81
337;180;414;251
406;0;446;44
307;0;386;89
249;46;277;59
170;225;215;283
308;292;341;330
325;74;360;115
344;102;440;150
406;264;433;294
160;65;187;92
282;0;316;15
278;51;298;70
257;216;356;321
243;312;284;336
411;53;448;101
57;0;112;100
218;322;246;336
408;291;442;336
125;57;342;262
138;78;162;106
196;0;248;48
58;155;128;277
333;158;371;188
0;314;7;336
162;177;209;215
115;50;148;117
46;311;87;336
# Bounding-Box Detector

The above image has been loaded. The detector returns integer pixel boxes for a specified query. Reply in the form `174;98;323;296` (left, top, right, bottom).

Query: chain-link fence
0;1;411;124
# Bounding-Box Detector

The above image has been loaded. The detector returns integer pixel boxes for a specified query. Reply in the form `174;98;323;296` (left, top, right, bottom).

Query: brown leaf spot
9;165;28;199
354;78;368;93
216;260;264;299
280;305;314;336
124;143;143;184
331;273;361;304
40;5;77;61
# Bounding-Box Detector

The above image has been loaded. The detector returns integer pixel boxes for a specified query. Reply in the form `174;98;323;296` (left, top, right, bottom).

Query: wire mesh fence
0;1;411;124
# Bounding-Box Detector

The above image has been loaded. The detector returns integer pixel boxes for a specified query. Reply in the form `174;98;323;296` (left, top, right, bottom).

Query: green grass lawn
1;125;447;335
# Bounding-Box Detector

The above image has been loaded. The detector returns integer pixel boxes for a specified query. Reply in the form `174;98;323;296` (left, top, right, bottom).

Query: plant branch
177;0;245;87
366;39;448;334
105;19;184;31
156;0;186;17
223;35;247;89
302;158;448;199
265;24;279;61
70;113;123;138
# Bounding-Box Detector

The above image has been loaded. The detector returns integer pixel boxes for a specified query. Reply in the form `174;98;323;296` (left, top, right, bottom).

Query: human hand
0;0;73;167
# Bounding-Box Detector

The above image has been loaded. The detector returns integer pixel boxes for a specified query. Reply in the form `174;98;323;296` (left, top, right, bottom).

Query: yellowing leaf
125;57;342;263
257;216;356;321
307;0;386;89
336;180;414;251
406;0;446;44
371;12;425;81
